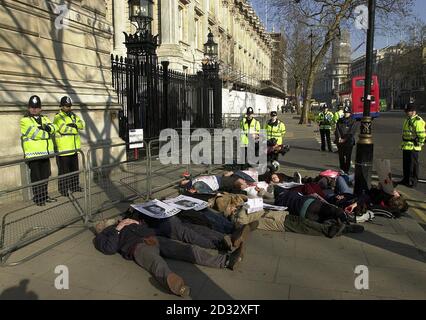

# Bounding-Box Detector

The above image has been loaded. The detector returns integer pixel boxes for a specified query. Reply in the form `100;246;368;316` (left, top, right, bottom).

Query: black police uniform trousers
57;153;80;195
338;143;354;174
320;129;333;151
133;237;227;290
240;142;259;169
27;158;51;204
403;150;420;186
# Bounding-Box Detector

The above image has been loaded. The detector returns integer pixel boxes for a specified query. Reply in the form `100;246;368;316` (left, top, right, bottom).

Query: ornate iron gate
111;55;222;142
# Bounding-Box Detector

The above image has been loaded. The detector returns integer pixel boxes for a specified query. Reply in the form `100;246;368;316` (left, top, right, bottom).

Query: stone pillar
113;0;127;56
160;0;178;44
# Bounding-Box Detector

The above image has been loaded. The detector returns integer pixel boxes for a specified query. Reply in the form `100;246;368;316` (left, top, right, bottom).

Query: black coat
335;117;357;147
93;223;156;260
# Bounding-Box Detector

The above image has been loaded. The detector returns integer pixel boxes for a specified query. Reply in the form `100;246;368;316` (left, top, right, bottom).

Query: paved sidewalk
0;115;425;300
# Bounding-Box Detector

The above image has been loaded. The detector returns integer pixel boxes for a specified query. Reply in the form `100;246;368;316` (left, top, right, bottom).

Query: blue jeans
335;175;354;194
200;208;234;234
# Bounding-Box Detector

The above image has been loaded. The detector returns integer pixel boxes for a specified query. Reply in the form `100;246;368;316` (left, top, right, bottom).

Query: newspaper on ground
263;203;288;211
164;195;208;211
131;199;180;219
244;197;264;214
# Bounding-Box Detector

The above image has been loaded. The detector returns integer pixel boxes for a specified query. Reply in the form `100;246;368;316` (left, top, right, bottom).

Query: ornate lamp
125;0;157;57
204;32;218;61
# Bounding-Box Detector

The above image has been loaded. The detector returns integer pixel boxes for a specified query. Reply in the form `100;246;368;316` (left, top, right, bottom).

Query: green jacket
53;110;85;156
333;110;344;123
316;111;335;130
240;117;260;146
401;115;425;151
265;120;286;145
20;114;57;159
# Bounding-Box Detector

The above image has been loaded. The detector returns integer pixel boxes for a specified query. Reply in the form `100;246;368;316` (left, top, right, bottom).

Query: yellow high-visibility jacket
401;115;425;151
54;110;85;156
20;114;57;159
265;120;286;145
240;117;260;146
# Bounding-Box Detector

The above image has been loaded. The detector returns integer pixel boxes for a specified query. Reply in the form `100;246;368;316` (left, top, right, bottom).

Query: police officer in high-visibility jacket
265;111;286;146
240;107;260;168
398;103;425;188
20;95;57;206
333;104;344;124
54;96;85;196
316;104;334;152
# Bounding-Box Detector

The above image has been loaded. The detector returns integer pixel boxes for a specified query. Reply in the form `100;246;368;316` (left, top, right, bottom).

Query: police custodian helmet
60;96;73;107
343;106;352;114
405;103;416;112
28;95;41;108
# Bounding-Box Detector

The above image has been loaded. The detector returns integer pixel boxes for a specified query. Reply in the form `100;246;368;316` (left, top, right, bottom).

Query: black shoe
327;222;346;238
344;224;365;234
46;196;57;203
226;243;244;270
34;200;46;206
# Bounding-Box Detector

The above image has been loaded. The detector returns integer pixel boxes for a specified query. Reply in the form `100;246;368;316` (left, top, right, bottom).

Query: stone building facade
312;30;351;106
109;0;274;90
0;0;119;188
0;0;277;188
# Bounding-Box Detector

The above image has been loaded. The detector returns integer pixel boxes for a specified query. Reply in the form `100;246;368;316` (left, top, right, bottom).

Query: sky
249;0;426;59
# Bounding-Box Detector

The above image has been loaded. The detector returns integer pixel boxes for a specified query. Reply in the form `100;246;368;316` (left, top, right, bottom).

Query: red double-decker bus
339;75;380;119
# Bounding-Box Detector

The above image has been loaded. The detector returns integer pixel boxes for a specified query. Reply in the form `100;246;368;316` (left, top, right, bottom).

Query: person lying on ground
125;207;251;251
330;175;408;218
94;218;245;297
179;171;239;195
207;190;355;237
273;186;363;232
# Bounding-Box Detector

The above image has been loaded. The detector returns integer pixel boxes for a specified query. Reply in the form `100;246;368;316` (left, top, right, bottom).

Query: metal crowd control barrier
0;150;88;266
0;128;244;266
147;138;189;199
86;142;149;222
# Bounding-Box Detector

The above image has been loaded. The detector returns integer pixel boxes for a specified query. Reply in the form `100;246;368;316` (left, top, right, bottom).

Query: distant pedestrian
20;96;57;206
316;104;334;152
54;96;85;196
397;103;425;188
335;106;357;174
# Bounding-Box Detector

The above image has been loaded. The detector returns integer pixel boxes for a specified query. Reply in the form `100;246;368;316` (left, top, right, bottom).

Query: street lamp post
124;0;157;157
354;0;376;195
124;0;157;60
203;32;220;127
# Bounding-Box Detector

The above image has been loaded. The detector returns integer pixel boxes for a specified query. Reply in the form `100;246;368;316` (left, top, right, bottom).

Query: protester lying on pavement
125;207;250;250
179;171;239;195
207;191;350;238
273;186;364;233
329;175;408;218
94;218;245;298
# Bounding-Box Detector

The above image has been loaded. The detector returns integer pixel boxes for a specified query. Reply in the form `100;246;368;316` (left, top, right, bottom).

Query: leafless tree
269;0;414;124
